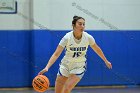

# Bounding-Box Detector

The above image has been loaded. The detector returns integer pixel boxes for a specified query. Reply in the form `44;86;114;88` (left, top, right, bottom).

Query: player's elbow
53;52;61;58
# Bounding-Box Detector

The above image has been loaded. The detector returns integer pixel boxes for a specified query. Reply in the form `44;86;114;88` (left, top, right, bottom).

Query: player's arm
45;45;64;69
38;45;64;75
90;43;112;69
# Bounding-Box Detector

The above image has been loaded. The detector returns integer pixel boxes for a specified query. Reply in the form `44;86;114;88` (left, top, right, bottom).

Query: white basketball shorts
57;60;87;79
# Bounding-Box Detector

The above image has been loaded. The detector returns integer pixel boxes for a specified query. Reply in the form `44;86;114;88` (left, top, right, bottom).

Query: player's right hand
38;67;48;75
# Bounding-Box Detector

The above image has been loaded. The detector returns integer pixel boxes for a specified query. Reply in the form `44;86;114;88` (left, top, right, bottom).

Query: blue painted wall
0;30;140;87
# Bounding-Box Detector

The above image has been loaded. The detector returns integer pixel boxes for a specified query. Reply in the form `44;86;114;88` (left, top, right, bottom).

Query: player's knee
63;87;71;93
63;84;73;93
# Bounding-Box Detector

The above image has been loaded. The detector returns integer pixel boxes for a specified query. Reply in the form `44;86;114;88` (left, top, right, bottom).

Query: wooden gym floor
0;86;140;93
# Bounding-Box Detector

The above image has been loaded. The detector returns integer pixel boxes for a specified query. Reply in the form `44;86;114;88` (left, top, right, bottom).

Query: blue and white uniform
57;31;95;78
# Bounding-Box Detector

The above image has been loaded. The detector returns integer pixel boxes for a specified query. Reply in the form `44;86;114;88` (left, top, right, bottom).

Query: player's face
74;19;85;32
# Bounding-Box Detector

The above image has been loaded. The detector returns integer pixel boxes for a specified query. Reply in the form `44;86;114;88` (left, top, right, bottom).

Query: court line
0;85;126;91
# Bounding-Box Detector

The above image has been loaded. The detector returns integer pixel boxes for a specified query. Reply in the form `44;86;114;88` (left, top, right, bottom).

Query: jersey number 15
73;52;81;58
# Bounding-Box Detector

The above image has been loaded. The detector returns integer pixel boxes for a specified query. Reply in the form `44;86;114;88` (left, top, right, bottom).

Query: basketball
32;75;50;92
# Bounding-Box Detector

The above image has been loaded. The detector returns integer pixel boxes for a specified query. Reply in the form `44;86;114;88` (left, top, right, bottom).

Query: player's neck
73;30;82;40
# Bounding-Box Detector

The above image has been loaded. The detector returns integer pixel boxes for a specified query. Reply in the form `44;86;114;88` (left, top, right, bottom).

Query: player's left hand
105;61;112;69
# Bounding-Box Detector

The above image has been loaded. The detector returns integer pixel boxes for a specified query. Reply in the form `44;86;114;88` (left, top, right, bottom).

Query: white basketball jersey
62;31;90;62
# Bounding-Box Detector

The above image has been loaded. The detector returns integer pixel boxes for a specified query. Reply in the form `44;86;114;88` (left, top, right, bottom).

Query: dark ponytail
72;16;85;26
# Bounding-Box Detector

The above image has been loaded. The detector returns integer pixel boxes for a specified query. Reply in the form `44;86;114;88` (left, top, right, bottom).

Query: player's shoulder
64;31;73;37
83;31;93;38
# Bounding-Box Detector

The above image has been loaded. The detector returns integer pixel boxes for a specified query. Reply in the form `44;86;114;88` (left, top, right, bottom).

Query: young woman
38;16;112;93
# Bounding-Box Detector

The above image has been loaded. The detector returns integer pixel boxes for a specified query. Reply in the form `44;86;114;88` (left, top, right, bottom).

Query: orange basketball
32;75;50;92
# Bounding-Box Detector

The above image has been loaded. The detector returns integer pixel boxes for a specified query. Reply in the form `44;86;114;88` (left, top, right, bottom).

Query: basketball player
38;16;112;93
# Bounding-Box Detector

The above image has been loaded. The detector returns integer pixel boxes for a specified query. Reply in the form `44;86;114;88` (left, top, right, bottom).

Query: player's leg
55;64;69;93
62;74;81;93
55;75;68;93
62;62;86;93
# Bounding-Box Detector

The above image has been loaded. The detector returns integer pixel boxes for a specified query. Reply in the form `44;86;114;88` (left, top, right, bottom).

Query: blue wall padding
0;30;140;87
